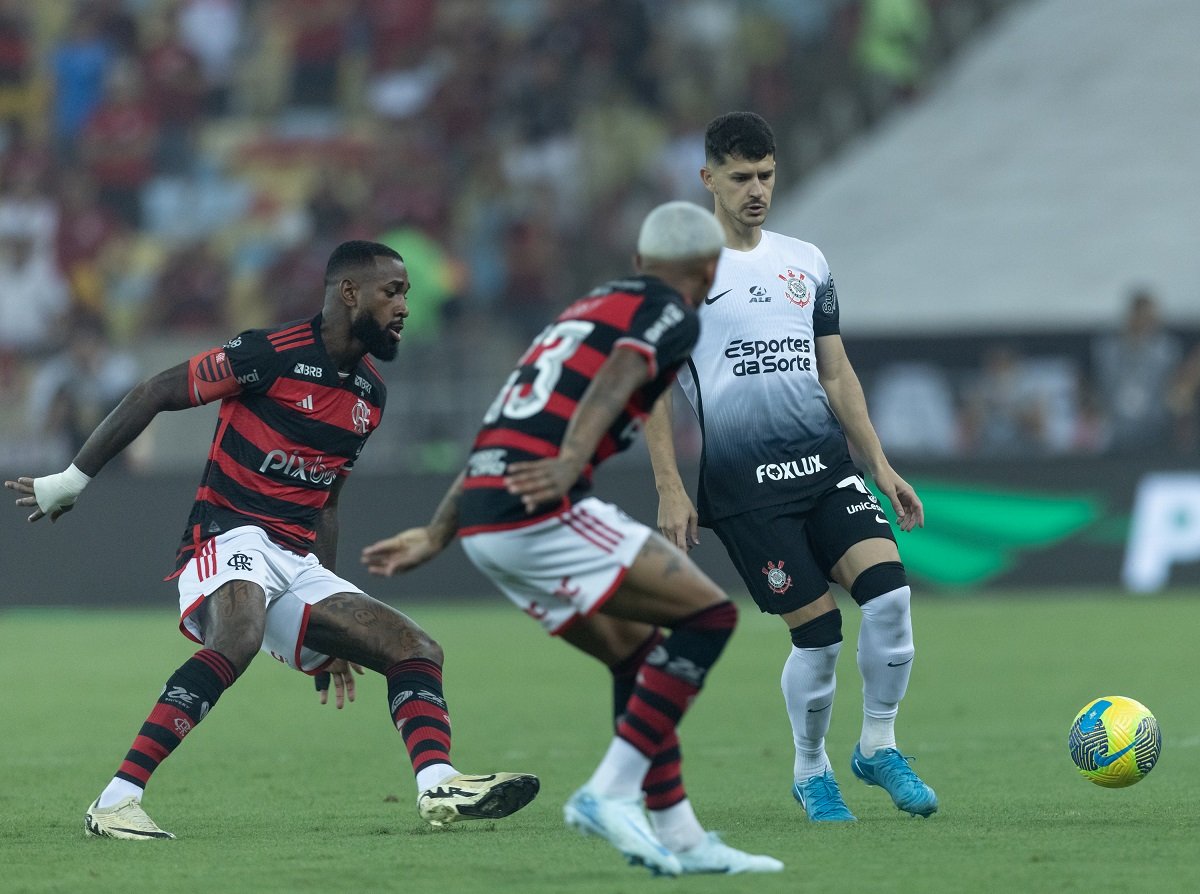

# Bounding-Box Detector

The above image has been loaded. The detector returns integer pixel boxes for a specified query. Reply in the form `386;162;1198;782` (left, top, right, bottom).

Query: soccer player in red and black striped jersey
5;240;538;840
362;203;783;876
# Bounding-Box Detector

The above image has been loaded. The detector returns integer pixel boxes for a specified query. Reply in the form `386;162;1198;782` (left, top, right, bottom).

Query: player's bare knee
204;626;262;673
406;629;444;666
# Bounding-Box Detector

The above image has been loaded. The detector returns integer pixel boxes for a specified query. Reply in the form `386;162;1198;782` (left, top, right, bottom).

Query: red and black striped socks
386;657;454;787
102;649;238;804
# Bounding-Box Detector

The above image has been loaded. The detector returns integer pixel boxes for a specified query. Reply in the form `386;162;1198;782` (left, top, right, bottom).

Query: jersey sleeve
185;329;276;406
813;273;840;337
616;294;699;379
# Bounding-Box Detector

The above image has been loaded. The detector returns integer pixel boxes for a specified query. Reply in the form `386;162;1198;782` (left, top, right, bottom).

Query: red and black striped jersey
458;275;698;533
171;314;386;573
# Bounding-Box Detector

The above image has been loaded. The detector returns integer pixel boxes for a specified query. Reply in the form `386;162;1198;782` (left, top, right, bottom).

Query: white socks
586;737;651;801
781;642;841;780
649;799;706;852
415;762;459;793
97;778;142;809
856;586;914;755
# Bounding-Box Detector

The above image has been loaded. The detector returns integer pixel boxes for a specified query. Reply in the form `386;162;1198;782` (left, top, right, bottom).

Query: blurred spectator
141;5;207;175
854;0;932;112
143;240;231;334
869;361;960;457
25;312;139;468
79;61;160;228
94;0;141;57
49;7;115;162
498;212;564;342
257;239;331;324
376;222;455;344
960;344;1062;456
1168;342;1200;454
177;0;242;115
0;1;33;131
0;229;70;387
287;0;350;109
0;148;57;254
54;169;124;315
1091;288;1183;453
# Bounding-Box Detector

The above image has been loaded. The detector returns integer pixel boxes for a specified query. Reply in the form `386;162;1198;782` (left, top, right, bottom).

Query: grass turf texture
1;590;1197;894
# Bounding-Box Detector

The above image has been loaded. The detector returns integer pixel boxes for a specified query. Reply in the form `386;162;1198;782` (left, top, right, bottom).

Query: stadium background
2;0;1199;604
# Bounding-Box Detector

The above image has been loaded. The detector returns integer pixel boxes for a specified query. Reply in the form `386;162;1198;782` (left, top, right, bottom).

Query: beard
351;313;398;361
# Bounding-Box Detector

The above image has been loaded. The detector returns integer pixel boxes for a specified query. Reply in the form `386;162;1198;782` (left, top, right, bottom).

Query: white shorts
176;526;365;674
460;497;652;635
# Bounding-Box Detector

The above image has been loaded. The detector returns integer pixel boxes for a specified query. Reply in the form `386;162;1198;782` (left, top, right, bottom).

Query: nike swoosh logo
807;703;832;713
887;657;914;667
874;516;890;524
1092;742;1136;767
704;289;733;305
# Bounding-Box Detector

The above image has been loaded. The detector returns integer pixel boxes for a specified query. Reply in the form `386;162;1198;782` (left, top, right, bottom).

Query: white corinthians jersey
677;229;856;524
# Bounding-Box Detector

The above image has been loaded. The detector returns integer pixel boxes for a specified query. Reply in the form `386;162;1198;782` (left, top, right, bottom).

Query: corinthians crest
762;560;793;594
777;268;809;307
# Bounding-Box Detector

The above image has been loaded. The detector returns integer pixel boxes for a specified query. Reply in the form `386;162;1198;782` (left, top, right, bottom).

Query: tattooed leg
303;592;443;673
602;531;728;626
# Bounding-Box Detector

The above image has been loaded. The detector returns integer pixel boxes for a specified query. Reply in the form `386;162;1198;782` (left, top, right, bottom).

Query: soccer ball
1068;695;1161;788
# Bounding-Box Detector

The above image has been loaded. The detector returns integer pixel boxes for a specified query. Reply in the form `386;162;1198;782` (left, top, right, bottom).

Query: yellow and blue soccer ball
1068;696;1161;788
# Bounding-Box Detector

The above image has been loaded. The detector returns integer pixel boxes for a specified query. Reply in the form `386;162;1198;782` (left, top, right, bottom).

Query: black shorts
711;475;898;615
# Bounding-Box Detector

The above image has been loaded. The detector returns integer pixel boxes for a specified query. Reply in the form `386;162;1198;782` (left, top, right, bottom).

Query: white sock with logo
782;642;841;781
857;586;914;755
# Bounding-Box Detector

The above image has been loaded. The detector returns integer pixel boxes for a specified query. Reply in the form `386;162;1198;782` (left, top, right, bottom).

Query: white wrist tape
33;463;92;514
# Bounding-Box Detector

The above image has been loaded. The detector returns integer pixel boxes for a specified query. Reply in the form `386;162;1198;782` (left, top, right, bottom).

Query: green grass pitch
1;590;1197;893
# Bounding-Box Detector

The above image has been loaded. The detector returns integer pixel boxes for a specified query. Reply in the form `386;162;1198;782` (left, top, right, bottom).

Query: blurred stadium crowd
0;0;1195;475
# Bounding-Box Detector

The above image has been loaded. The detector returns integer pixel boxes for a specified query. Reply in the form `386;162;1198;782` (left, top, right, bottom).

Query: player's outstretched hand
5;476;77;523
504;457;576;513
362;527;442;575
314;659;365;709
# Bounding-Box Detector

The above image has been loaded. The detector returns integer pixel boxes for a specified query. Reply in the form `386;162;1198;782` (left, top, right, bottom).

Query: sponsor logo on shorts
762;560;793;594
755;455;826;483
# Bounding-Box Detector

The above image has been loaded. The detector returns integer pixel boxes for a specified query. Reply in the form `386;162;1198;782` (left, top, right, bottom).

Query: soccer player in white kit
645;112;938;821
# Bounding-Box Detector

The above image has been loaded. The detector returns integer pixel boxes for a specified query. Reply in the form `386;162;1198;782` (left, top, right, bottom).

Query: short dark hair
704;111;776;166
324;240;403;285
